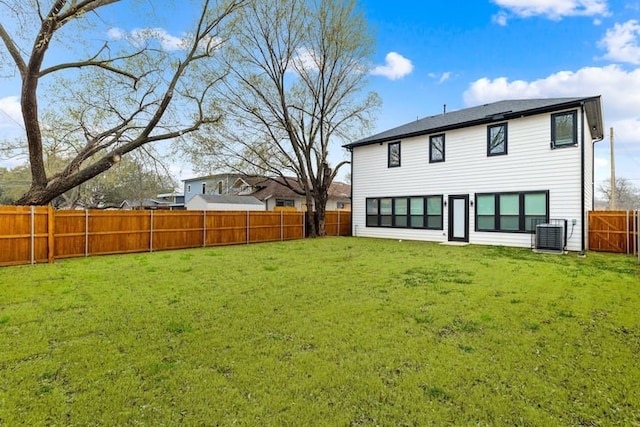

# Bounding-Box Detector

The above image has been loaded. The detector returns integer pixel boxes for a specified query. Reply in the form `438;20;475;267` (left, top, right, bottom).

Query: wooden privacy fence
588;210;639;254
0;206;351;267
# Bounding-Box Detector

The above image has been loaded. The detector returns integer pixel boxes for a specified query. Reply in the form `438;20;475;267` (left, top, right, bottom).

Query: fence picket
0;207;350;266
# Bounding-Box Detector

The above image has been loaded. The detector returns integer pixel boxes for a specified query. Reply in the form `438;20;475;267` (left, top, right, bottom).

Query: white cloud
438;72;452;84
292;47;319;72
463;64;640;149
107;27;186;51
371;52;414;80
0;96;23;130
598;20;640;64
492;0;609;20
492;11;509;26
107;27;126;40
428;71;452;84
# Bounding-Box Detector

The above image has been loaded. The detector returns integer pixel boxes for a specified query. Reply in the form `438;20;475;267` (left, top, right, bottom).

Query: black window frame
388;141;401;168
365;195;443;230
551;110;578;149
429;134;445;163
475;190;549;233
487;123;508;156
276;199;295;207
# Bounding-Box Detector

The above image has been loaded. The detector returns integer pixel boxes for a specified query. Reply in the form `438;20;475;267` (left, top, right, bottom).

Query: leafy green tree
0;166;31;205
0;0;244;205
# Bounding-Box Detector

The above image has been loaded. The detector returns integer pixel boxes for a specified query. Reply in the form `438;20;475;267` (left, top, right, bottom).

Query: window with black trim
429;134;445;163
388;142;401;168
475;191;549;233
551;111;577;148
487;123;507;156
365;195;443;229
276;199;295;207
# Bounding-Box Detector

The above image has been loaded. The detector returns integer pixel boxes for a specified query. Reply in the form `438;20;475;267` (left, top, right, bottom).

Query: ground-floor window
366;195;443;229
276;199;295;207
475;190;548;233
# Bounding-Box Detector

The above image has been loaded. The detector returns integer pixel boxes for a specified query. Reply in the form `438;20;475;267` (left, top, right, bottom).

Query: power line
0;107;24;130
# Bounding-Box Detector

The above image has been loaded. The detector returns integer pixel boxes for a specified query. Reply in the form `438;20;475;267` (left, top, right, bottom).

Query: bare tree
0;0;245;205
598;177;640;210
181;0;380;237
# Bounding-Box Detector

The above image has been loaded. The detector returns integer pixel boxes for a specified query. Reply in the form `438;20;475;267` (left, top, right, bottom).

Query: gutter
580;104;586;256
344;97;601;149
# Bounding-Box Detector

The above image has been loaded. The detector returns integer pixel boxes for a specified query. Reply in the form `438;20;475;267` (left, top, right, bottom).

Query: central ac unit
535;223;565;252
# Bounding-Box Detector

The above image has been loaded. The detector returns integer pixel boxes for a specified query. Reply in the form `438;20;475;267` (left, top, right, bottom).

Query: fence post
302;212;305;239
280;211;283;241
626;210;630;255
85;210;89;256
48;205;55;263
150;210;154;252
203;210;207;247
30;206;35;265
246;211;250;244
337;210;340;236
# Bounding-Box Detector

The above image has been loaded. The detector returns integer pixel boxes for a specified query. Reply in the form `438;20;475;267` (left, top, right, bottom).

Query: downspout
580;104;586;256
349;147;354;236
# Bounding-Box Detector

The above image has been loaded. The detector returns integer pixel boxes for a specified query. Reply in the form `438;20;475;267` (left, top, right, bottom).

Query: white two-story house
344;97;604;253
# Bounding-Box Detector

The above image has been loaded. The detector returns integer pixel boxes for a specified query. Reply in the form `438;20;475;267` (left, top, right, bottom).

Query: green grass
0;237;638;426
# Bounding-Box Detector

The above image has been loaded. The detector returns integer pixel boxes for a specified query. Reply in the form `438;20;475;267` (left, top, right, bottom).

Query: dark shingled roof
345;97;604;148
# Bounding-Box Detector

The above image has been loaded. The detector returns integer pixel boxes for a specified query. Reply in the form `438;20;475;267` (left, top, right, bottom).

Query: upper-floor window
429;134;445;163
202;183;206;194
551;111;577;148
187;184;191;193
487;123;507;156
218;181;223;194
388;142;401;168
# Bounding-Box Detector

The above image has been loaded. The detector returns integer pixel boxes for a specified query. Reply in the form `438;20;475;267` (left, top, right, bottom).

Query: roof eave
344;96;602;149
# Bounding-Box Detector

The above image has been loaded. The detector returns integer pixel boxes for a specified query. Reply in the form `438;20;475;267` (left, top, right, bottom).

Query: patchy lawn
0;237;638;425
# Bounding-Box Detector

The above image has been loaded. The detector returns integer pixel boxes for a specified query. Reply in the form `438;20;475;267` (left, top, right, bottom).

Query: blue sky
359;0;640;191
1;0;639;193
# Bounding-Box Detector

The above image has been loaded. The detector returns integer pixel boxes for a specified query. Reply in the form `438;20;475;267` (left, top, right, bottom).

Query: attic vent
533;219;567;253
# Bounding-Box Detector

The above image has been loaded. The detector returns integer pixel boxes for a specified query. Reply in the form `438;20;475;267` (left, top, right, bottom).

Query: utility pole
610;127;616;210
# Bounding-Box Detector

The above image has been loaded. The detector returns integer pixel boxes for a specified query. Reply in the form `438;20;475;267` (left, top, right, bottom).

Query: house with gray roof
344;96;604;253
183;173;351;211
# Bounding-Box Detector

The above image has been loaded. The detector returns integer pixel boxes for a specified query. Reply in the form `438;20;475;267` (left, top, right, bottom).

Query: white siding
352;110;590;251
185;196;264;211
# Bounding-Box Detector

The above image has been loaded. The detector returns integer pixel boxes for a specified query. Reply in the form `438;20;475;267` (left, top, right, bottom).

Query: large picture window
429;134;445;163
366;195;443;230
551;111;577;148
475;191;549;233
487;123;507;156
388;142;401;168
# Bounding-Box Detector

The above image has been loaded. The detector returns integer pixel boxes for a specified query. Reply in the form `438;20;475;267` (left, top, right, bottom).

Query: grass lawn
0;237;639;426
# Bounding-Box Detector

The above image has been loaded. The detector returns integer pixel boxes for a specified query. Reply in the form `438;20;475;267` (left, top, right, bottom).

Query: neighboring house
183;173;351;212
120;199;171;210
239;177;351;211
183;174;256;203
344;97;604;252
185;194;264;211
156;191;185;210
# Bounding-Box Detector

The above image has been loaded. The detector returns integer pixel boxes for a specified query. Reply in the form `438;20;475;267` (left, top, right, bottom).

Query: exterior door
448;195;469;242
